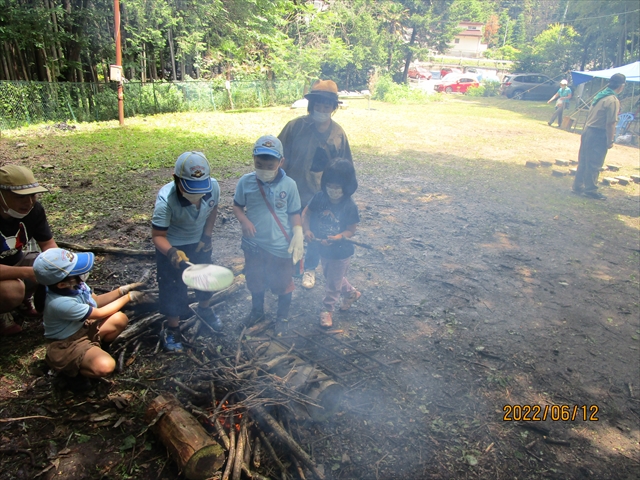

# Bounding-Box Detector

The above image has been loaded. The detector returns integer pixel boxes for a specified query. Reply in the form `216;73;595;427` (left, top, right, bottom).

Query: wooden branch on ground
222;419;236;480
251;404;325;480
57;241;155;257
111;312;164;347
233;415;248;480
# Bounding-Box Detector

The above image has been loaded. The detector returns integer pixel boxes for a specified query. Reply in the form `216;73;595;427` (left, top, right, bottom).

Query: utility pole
114;0;124;125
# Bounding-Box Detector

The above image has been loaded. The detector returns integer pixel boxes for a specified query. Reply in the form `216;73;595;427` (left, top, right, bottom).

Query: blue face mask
311;110;331;124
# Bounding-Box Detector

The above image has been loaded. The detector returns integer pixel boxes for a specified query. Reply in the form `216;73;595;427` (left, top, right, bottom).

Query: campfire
102;261;397;480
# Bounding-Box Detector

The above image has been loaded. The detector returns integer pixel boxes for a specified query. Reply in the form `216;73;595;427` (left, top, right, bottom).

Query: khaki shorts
45;320;101;377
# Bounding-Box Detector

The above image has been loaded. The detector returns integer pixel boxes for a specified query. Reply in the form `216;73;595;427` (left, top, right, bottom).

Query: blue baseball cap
253;135;283;160
174;152;213;194
33;248;95;286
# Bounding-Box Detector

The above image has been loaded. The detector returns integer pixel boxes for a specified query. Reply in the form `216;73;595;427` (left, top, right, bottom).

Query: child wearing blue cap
33;248;147;382
233;135;304;331
152;151;221;352
302;159;360;328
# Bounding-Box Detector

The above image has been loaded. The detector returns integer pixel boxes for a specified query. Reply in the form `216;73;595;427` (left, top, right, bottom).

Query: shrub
371;74;435;104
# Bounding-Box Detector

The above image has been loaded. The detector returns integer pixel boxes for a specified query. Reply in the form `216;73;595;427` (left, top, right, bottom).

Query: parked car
434;75;480;94
440;67;463;78
499;73;560;100
408;65;432;80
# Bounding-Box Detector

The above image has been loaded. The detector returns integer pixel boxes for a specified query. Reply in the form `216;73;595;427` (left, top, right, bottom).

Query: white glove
288;225;304;265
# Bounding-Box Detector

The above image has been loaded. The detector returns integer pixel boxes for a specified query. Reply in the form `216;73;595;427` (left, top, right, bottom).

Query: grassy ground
2;95;637;236
1;97;639;480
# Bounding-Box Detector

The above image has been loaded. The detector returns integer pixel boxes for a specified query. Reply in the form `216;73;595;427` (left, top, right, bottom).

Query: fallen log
145;394;226;480
57;241;155;257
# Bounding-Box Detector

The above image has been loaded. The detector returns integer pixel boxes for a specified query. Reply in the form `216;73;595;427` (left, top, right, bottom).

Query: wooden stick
232;415;248;480
251;404;325;480
171;378;203;398
0;415;53;423
214;418;230;450
291;455;307;480
221;419;236;480
258;430;287;480
111;312;164;347
57;241;155;257
252;437;262;469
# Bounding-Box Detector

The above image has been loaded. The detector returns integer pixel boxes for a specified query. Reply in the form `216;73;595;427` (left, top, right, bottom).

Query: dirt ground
1;124;640;479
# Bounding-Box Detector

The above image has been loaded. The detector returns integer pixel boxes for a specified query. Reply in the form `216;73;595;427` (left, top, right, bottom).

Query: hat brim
5;185;48;195
253;147;282;159
69;252;94;276
179;177;212;194
304;91;339;103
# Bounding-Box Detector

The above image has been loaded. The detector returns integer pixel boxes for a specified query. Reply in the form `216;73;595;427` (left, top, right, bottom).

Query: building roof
458;21;484;26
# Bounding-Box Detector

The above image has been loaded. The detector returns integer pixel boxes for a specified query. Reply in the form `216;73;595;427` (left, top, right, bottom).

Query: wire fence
0;79;308;130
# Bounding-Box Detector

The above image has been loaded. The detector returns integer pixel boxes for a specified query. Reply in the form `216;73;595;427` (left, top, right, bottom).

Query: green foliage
514;24;580;76
370;74;436;104
466;80;500;97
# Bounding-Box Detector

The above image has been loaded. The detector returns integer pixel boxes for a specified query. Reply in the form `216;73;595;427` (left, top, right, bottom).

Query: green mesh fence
0;79;307;129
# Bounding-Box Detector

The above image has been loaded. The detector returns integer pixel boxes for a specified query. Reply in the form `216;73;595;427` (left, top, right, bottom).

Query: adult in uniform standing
573;73;626;200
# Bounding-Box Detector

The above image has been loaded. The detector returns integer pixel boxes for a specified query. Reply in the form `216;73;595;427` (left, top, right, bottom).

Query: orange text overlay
503;404;599;422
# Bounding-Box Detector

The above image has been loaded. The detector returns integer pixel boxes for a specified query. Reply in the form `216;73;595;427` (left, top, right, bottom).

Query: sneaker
340;290;361;311
0;313;22;335
302;271;316;289
18;296;41;318
195;306;223;332
571;188;583;195
583;191;606;200
162;328;184;353
244;308;265;327
319;311;333;328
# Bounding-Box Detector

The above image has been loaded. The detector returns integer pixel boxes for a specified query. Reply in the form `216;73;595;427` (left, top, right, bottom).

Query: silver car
499;73;561;100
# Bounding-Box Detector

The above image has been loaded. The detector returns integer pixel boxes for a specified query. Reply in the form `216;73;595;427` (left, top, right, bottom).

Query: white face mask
311;110;331;124
0;191;31;219
256;169;278;183
182;192;204;204
326;186;343;200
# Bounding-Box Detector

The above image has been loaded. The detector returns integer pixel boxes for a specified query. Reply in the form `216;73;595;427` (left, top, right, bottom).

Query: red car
440;67;463;78
408;66;432;80
435;75;480;94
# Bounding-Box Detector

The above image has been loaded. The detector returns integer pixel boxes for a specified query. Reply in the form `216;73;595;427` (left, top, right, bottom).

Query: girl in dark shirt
302;160;360;328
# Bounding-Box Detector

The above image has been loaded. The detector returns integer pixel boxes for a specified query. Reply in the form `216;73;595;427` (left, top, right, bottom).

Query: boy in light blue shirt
33;248;147;384
233;135;304;330
152;152;221;351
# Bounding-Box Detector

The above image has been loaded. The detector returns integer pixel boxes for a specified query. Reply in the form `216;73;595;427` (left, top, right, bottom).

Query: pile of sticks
147;329;330;480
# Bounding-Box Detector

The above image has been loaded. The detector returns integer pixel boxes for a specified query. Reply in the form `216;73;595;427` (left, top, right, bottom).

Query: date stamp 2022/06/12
503;404;599;422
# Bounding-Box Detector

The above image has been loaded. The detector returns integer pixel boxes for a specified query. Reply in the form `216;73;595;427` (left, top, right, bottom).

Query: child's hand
195;233;212;253
304;230;315;242
128;291;153;305
167;247;189;269
241;220;256;238
118;282;146;296
326;234;343;242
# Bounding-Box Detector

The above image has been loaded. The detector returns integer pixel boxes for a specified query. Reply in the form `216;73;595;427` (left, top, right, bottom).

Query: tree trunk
402;27;418;83
168;27;177;81
145;394;226;480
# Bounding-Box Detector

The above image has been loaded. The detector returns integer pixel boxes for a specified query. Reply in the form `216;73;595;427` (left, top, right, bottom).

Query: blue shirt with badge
152;180;220;246
43;283;97;339
234;169;301;258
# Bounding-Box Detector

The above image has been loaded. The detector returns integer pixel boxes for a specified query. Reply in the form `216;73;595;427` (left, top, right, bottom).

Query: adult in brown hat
0;164;57;334
278;79;354;290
